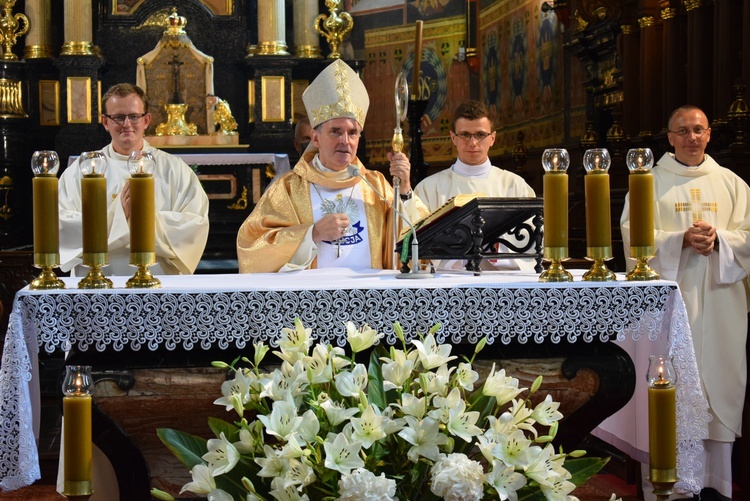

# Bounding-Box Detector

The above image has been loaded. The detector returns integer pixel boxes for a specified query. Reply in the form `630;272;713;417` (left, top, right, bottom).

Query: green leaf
564;456;610;486
208;416;241;442
367;347;387;410
156;428;208;469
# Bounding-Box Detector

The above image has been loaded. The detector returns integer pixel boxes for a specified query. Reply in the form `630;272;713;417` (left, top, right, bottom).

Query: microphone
347;165;433;279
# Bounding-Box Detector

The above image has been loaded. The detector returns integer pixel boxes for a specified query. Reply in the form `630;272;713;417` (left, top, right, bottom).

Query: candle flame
552;155;559;167
658;366;664;381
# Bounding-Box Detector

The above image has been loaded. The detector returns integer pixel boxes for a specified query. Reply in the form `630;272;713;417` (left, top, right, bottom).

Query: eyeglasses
454;131;493;142
668;127;710;138
104;113;147;125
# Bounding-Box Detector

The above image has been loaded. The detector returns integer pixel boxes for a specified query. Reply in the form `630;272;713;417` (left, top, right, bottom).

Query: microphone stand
347;165;433;279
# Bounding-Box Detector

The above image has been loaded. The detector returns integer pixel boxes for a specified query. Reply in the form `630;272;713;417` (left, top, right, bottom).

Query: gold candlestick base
126;252;161;288
79;253;112;289
63;479;93;497
30;264;65;290
583;247;616;281
626;256;660;281
649;467;677;501
539;258;573;282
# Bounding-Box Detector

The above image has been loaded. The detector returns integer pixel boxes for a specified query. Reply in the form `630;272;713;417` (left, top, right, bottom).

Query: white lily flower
397;392;426;419
345;321;384;353
455;361;479;391
531;394;564;426
234;427;258;454
334;363;368;398
302;343;334;384
485;460;527;501
411;333;457;370
269;476;311;501
484;412;516;441
297;409;320;443
258;396;303;441
278;435;308;459
213;369;252;417
323;432;365;475
429;387;463;424
350;404;387;448
255;445;290;478
284;457;316;488
424;363;453;396
207;489;234;501
524;444;556;485
381;353;415;391
482;364;526;405
493;429;536;468
398;416;450;462
180;463;215;495
539;471;576;501
321;398;359;426
446;399;482;443
202;433;240;476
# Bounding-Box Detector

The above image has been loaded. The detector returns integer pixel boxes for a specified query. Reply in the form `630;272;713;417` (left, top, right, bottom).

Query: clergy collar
312;154;352;180
451;158;492;178
294;154;361;189
672;152;707;168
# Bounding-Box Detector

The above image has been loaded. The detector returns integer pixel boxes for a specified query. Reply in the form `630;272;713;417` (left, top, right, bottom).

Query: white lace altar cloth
0;268;708;494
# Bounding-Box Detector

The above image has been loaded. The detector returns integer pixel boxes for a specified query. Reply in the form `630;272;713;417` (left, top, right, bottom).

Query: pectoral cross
167;54;184;104
674;188;718;222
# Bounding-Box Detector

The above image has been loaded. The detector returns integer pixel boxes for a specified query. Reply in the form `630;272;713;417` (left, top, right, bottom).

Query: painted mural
359;0;586;164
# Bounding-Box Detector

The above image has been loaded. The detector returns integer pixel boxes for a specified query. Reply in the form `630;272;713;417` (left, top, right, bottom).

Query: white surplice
59;140;210;276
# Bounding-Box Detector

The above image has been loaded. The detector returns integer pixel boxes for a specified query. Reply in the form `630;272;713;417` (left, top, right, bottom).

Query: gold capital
684;0;702;11
638;16;656;28
621;24;634;35
661;7;677;20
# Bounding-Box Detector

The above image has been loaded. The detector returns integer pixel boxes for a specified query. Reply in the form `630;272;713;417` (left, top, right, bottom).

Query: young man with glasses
237;60;428;272
58;83;209;276
414;100;537;270
621;105;750;501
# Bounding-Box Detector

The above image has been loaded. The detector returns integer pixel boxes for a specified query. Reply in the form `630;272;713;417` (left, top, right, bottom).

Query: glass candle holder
30;150;64;290
62;365;93;496
646;355;677;498
540;148;572;282
126;151;160;288
626;148;660;280
582;148;615;281
78;151;112;289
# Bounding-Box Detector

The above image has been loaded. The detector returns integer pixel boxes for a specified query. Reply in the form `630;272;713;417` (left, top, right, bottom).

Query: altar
0;269;708;497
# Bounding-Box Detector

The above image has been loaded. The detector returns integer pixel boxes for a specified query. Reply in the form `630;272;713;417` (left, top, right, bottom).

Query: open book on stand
396;194;544;274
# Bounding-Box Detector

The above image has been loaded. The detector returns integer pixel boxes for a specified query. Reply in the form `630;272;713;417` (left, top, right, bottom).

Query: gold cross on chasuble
674;188;718;222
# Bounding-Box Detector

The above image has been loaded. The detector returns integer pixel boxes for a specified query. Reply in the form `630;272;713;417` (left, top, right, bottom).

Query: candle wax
129;174;155;253
33;175;59;255
584;172;612;248
629;172;655;248
81;175;108;254
63;395;92;482
543;172;568;249
648;384;677;470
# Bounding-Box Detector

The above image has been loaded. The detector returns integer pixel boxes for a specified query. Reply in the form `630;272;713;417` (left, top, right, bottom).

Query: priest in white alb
621;105;750;501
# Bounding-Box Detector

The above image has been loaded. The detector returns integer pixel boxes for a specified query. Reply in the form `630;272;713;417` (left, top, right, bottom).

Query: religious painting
38;80;59;127
66;77;92;124
348;0;463;21
112;0;233;15
261;76;285;123
363;16;469;164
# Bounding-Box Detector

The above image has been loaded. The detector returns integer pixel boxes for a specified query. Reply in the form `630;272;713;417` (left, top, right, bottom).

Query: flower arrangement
154;319;608;501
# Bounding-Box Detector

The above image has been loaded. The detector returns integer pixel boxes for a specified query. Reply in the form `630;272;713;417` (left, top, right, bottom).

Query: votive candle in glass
62;365;93;496
647;355;677;472
127;151;156;255
31;150;61;258
626;148;655;250
583;148;612;249
541;148;570;255
79;151;108;255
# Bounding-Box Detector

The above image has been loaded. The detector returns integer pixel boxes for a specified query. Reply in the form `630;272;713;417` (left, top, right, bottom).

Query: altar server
414;100;537;270
59;83;210;275
621;105;750;501
237;60;428;272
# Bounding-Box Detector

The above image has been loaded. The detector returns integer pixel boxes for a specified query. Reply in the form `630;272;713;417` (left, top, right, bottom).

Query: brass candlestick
539;248;573;282
582;148;616;282
626;246;660;281
79;253;112;289
30;151;64;290
583;246;616;281
126;252;161;288
315;0;353;59
540;148;572;282
0;0;29;61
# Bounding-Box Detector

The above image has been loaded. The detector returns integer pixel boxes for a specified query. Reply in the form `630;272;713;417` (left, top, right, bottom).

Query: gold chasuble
237;152;416;273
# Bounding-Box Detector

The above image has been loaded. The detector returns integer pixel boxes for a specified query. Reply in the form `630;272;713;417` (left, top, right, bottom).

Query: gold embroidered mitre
303;59;369;128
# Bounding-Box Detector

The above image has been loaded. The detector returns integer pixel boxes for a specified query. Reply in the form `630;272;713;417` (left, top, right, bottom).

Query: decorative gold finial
315;0;353;59
0;0;29;61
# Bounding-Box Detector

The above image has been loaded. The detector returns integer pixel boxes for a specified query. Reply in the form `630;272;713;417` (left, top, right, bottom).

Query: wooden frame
261;76;285;123
38;80;60;126
66;77;92;124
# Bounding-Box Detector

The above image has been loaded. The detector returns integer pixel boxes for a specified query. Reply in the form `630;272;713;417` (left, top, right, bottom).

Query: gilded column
24;0;53;59
257;0;289;56
294;0;320;58
638;16;662;136
621;24;641;138
62;0;93;55
660;4;685;128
